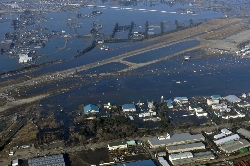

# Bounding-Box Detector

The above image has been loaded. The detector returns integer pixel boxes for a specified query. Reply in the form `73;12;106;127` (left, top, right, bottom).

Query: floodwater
124;40;199;63
0;2;223;72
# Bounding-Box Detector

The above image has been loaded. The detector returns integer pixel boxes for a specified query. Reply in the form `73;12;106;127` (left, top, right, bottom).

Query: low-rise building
108;141;127;150
148;101;155;110
148;133;205;148
169;152;193;162
158;157;170;166
214;134;239;145
165;99;173;108
28;154;65;166
225;95;241;103
84;104;99;114
170;151;215;166
12;159;19;166
214;133;226;140
221;128;232;135
166;142;205;153
207;99;219;105
212;103;227;110
237;128;250;139
19;54;32;63
174;97;188;104
220;139;250;153
211;95;221;100
237;102;250;108
122;104;136;112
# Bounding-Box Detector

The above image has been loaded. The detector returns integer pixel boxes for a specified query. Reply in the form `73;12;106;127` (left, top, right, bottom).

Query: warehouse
166;142;205;153
225;95;241;103
148;133;205;148
221;128;232;135
214;133;226;140
220;139;250;153
170;151;215;166
28;154;65;166
237;128;250;139
214;134;240;145
158;157;170;166
169;152;193;162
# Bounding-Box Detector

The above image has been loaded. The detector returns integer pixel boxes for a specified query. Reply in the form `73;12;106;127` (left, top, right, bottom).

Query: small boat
176;81;181;84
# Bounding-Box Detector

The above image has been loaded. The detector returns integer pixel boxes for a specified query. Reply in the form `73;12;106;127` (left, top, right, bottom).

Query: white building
221;128;232;135
148;102;155;109
108;141;128;150
225;95;241;103
19;54;32;63
174;97;188;104
212;103;227;110
12;159;19;166
214;133;226;140
169;152;193;162
214;134;240;145
207;99;219;105
122;104;136;112
237;102;250;108
194;107;207;117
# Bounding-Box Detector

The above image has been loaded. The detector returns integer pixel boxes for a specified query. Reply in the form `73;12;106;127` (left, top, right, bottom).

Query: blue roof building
211;95;221;99
165;99;173;108
84;104;99;114
112;159;157;166
122;104;136;112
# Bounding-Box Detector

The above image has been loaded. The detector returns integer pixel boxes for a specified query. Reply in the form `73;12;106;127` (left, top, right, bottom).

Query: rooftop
113;159;157;166
122;104;135;109
211;95;221;99
237;128;250;139
28;154;65;166
171;151;215;165
108;141;127;147
84;104;99;113
148;133;205;147
225;95;241;103
221;139;250;153
166;142;205;153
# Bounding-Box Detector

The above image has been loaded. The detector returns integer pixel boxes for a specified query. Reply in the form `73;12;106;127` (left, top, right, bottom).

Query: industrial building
214;133;226;140
214;134;240;145
169;152;193;162
170;151;215;166
220;139;250;153
166;142;205;153
108;141;127;150
147;133;205;148
28;154;65;166
225;95;241;103
122;104;136;112
83;104;99;114
237;128;250;139
221;128;232;135
158;157;170;166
